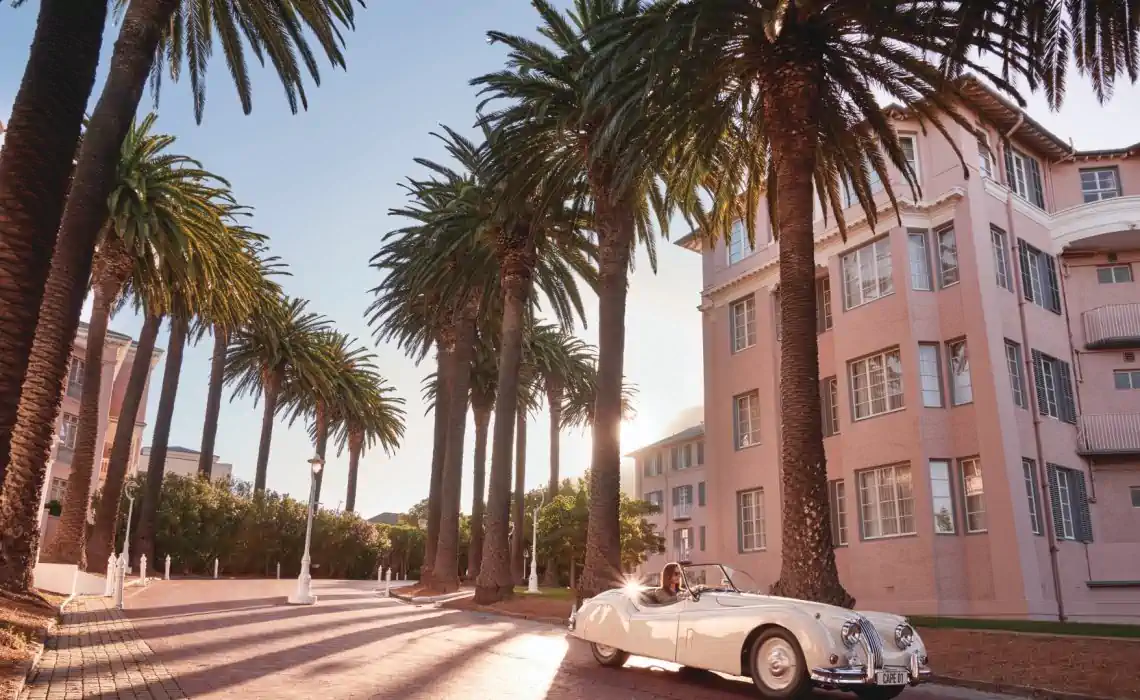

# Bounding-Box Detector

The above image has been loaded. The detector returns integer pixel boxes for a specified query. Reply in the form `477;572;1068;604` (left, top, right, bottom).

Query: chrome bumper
810;650;931;687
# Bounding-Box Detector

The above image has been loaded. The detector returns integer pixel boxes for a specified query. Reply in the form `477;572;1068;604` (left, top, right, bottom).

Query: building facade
39;323;163;534
672;78;1140;622
140;445;233;481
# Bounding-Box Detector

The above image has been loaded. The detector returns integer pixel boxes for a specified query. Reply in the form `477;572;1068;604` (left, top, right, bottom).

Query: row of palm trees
370;0;1139;605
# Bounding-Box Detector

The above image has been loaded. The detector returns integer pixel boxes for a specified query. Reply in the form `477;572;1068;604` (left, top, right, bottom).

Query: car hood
712;591;906;629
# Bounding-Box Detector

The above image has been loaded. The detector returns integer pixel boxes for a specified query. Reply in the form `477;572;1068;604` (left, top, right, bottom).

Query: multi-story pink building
668;77;1140;622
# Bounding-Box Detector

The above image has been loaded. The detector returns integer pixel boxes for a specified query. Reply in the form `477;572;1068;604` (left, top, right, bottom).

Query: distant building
368;512;401;526
140;446;233;482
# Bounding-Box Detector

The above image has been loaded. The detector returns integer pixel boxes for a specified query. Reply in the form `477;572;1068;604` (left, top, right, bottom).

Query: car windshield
681;564;762;594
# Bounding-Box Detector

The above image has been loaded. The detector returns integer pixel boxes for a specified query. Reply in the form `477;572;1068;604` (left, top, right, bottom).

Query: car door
675;593;749;675
624;599;682;663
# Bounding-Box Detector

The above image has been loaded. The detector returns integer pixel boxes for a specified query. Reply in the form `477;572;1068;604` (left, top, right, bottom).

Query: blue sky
2;2;1138;518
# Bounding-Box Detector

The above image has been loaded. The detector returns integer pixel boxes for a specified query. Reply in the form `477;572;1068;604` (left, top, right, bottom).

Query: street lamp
526;492;545;594
121;485;136;573
288;454;324;605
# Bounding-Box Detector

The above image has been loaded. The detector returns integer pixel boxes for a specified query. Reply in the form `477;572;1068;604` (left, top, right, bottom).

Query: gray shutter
1074;470;1094;543
672;486;680;506
1031;350;1048;416
731;399;740;450
1044;255;1062;313
1028;157;1046;208
698;481;706;506
1018;241;1034;303
736;493;745;553
820;379;833;436
1046;464;1065;540
697;441;705;465
671;446;680;469
1058;361;1077;424
699;526;706;552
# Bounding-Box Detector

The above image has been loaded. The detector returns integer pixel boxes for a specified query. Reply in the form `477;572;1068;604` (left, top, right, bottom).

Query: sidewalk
21;596;185;700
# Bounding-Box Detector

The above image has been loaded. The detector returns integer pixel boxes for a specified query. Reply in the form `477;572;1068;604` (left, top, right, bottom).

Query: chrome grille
856;617;884;668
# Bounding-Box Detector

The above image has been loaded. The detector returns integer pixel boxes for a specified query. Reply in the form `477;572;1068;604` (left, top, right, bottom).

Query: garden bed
0;591;61;699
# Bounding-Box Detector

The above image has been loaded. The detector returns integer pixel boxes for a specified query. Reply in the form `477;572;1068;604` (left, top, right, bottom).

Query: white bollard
164;555;171;581
384;567;392;597
104;555;117;597
276;562;281;580
139;554;147;584
213;558;219;579
114;554;127;610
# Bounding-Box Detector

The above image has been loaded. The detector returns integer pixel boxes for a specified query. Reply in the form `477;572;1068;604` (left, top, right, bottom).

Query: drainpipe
1001;132;1067;622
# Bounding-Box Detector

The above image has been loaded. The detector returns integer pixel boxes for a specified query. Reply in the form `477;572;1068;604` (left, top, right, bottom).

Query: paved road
118;579;1007;700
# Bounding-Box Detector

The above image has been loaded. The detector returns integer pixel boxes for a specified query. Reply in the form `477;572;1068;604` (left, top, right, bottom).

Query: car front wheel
590;642;630;668
748;628;810;699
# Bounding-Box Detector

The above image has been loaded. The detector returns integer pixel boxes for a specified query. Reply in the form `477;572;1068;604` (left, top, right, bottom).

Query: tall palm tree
41;114;231;568
0;0;107;483
225;297;332;493
466;331;498;579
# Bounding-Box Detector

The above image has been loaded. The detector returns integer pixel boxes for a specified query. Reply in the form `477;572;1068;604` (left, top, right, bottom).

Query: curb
8;618;54;700
438;600;566;627
930;674;1114;700
391;589;475;605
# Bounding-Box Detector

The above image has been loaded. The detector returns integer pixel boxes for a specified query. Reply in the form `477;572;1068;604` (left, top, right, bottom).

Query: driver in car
645;562;683;605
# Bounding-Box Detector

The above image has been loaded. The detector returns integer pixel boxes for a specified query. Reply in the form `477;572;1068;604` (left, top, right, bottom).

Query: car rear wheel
748;628;810;699
590;642;630;668
855;686;907;700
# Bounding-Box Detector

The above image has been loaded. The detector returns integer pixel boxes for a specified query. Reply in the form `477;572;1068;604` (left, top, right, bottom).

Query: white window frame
727;219;757;266
1040;359;1060;419
823;376;840;437
841;238;894;310
645;491;663;508
817;276;833;332
849;348;905;420
936;226;960;287
66;356;85;395
929;459;956;535
1005;340;1027;408
738;488;767;552
947;339;973;406
991;226;1012;291
1008;149;1043;206
829;480;849;546
1025;246;1045;304
1131;485;1140;508
731;295;757;353
960;457;987;533
1080;167;1121;203
899;133;920;182
1023;459;1043;535
1056;469;1076;540
857;464;916;540
907;230;933;291
734;390;761;449
918;344;943;408
1113;369;1140;390
49;477;68;503
58;413;79;449
1096;264;1133;284
978;137;994;178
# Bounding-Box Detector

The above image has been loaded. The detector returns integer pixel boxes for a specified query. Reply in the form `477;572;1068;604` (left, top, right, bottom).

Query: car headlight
894;623;915;649
840;620;862;648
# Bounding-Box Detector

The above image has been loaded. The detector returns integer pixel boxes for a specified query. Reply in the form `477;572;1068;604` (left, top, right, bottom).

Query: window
734;391;761;449
1080;167;1121;203
698;482;706;507
1114;369;1140;390
1047;464;1093;542
66;357;85;398
699;525;707;551
947;339;973;405
696;441;705;466
643;453;664;477
673;527;693;559
841;238;894;309
918;344;943;408
829;480;849;546
816;276;833;333
48;477;68;504
645;491;664;509
737;489;767;552
936;226;960;287
1097;264;1133;284
672;485;694;516
727;219;759;265
674;443;696;470
1018;241;1062;314
960;457;986;533
1023;458;1043;535
822;377;840;437
1032;350;1077;423
731;295;757;352
57;413;79;449
1005;340;1027;408
908;230;933;291
841;164;885;209
850;348;905;419
858;464;916;539
1131;486;1140;508
991;226;1012;291
929;460;956;534
978;137;994;178
1006;148;1046;208
899;134;920;181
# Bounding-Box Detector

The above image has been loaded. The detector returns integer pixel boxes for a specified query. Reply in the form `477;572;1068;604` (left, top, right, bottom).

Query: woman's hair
660;562;682;591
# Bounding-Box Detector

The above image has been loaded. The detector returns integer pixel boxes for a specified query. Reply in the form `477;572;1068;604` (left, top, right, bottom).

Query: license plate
876;670;908;686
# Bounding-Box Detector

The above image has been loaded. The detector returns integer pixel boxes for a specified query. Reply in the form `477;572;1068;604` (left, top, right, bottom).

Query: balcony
1077;414;1140;455
673;502;693;520
1083;304;1140;349
673;547;693;563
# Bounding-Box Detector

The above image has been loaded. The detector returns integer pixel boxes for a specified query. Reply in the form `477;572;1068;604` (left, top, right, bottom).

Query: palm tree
41;114;231;568
225;297;332;493
466;331;498;578
0;0;107;483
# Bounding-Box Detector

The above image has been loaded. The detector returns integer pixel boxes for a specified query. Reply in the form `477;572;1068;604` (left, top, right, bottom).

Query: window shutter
699;526;706;551
1003;146;1015;188
672;487;680;506
736;494;745;553
697;441;705;465
1031;350;1048;416
732;400;740;450
1044;255;1062;314
698;481;706;506
1058;361;1077;424
1028;157;1046;208
1074;470;1094;543
1018;241;1033;302
1046;464;1065;540
643;459;650;477
820;379;832;436
671;446;680;469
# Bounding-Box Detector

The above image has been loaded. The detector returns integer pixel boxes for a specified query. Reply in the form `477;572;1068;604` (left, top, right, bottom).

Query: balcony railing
1077;414;1140;455
55;446;75;464
673;502;693;520
673;547;693;563
1083;304;1140;349
65;380;83;400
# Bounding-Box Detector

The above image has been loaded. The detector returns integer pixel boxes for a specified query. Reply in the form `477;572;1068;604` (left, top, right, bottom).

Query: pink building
38;322;163;541
672;77;1140;622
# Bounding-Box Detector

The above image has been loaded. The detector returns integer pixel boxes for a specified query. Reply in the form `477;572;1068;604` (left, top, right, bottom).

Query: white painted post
139;554;147;584
384;567;392;597
164;555;171;581
375;566;383;591
104;555;117;597
213;558;219;579
114;554;127;610
276;562;281;580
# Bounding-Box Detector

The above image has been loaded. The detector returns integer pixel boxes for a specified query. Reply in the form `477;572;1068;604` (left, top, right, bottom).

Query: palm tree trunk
475;227;535;604
511;409;527;584
253;370;282;494
40;247;129;567
197;327;227;479
580;183;635;600
345;429;363;513
543;383;562;587
764;65;853;608
422;335;454;586
431;304;478;593
312;401;329;505
133;315;187;571
0;0;107;486
467;403;490;580
86;312;160;567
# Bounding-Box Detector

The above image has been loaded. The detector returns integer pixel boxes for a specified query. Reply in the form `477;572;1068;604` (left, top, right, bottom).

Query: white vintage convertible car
568;563;930;699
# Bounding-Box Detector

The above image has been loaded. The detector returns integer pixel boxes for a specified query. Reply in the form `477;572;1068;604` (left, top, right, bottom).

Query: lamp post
121;490;135;573
288;454;324;605
526;493;545;594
